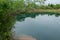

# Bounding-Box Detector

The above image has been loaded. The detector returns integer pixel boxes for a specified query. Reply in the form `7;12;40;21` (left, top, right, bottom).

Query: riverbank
26;9;60;14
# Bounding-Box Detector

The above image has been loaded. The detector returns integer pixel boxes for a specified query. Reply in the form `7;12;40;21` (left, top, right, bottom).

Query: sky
12;0;60;5
45;0;60;5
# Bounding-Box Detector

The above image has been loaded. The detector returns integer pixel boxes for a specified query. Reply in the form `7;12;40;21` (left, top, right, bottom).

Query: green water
12;12;60;40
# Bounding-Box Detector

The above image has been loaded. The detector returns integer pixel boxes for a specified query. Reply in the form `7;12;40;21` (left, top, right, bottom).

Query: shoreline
26;9;60;14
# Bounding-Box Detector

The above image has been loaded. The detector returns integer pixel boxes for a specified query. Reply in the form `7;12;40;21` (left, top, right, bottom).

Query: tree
0;0;15;40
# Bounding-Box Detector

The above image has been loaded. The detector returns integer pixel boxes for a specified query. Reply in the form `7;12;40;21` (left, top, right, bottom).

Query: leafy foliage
0;0;15;40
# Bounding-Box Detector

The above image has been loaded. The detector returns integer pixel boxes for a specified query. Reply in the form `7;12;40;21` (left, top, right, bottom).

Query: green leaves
0;0;15;40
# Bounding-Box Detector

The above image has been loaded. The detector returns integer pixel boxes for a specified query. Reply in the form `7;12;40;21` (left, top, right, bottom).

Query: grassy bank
26;9;60;14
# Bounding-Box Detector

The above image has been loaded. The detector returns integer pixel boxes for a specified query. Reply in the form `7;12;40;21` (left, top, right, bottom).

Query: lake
12;12;60;40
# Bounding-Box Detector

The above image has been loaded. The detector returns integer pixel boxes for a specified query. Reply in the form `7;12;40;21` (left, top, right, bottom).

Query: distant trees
39;4;60;9
47;4;60;9
54;4;60;9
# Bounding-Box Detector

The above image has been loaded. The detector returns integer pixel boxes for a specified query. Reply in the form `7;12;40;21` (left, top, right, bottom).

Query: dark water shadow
16;12;60;22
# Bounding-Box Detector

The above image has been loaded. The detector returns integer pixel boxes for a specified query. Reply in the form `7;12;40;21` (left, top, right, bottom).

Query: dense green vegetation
0;0;60;12
0;0;60;40
39;4;60;9
11;0;60;11
0;0;15;40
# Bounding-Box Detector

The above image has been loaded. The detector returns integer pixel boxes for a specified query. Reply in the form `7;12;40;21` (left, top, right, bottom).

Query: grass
26;9;60;14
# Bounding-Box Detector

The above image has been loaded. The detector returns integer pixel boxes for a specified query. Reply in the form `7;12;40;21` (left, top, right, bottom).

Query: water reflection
16;12;60;22
13;12;60;40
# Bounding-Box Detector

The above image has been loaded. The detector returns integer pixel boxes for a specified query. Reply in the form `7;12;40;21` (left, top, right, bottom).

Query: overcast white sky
45;0;60;5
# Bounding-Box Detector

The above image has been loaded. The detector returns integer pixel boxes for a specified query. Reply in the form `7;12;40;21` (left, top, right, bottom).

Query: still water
12;12;60;40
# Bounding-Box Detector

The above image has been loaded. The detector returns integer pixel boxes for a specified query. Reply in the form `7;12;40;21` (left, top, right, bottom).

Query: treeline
0;0;60;12
39;4;60;9
0;0;46;12
10;1;60;12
